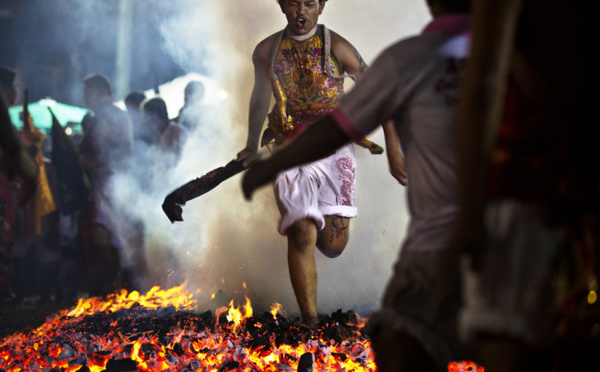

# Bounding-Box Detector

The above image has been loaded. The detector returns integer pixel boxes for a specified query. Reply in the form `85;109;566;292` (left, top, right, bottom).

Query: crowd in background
0;65;210;305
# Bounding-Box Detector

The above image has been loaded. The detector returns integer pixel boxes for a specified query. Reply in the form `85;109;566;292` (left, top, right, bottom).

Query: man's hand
236;147;257;168
242;116;351;200
382;121;407;186
241;159;277;200
162;189;186;223
387;150;407;186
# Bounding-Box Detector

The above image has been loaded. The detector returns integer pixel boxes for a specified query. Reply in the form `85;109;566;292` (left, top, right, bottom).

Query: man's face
282;0;325;36
83;84;100;110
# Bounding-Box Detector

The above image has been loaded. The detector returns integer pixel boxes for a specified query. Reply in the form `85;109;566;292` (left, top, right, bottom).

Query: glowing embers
215;296;253;332
448;360;485;372
66;283;197;317
0;284;484;371
0;285;376;371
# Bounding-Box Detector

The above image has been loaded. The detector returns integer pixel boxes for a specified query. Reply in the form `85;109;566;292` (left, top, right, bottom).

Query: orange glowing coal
270;303;282;319
448;361;485;372
0;284;483;372
66;283;197;318
214;296;253;332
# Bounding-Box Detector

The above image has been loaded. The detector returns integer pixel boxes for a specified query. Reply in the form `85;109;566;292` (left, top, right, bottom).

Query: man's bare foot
303;317;319;331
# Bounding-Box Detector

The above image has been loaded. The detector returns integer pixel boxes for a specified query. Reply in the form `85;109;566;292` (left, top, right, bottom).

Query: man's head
277;0;327;8
184;81;205;107
142;97;169;135
83;73;112;111
0;66;18;106
426;0;470;15
125;91;146;112
278;0;327;36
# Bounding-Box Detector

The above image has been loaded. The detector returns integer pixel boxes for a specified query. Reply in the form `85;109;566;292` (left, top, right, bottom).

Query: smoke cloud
110;0;431;317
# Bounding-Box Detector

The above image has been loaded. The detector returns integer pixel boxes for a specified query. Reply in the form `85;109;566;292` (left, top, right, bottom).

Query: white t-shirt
333;15;470;251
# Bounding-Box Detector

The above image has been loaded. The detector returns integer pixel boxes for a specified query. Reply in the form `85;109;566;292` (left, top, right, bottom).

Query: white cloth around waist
273;143;357;235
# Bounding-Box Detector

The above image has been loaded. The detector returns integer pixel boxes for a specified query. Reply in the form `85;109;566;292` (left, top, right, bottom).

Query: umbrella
8;98;87;133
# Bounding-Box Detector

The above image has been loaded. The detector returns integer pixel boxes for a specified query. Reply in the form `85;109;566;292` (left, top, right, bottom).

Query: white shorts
273;143;357;235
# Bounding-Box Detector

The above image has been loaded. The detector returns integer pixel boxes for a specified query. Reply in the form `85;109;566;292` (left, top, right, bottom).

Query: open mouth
297;16;307;29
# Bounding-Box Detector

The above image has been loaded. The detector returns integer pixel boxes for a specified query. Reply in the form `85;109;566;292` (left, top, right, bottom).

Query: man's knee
287;219;318;254
317;240;347;258
317;216;350;258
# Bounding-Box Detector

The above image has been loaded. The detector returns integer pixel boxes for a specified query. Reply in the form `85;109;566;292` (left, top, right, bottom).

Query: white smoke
111;0;431;317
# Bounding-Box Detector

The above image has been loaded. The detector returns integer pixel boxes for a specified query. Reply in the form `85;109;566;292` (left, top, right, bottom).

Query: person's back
142;97;186;153
93;102;133;170
177;80;217;133
78;73;132;296
331;8;471;369
387;30;466;230
81;74;133;190
125;91;151;146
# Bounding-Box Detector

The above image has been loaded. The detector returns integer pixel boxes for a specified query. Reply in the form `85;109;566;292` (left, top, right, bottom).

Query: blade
162;159;245;223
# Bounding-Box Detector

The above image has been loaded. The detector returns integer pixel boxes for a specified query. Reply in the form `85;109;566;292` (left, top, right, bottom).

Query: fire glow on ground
0;284;483;371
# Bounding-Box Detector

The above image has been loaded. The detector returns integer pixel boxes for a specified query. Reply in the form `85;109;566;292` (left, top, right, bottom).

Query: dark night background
0;0;190;108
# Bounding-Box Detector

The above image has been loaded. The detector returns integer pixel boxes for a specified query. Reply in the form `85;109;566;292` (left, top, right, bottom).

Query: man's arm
330;31;369;80
332;31;404;166
237;38;274;167
382;120;407;186
242;115;350;199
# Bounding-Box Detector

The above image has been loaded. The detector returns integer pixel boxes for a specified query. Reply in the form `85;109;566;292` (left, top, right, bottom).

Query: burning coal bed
0;285;483;372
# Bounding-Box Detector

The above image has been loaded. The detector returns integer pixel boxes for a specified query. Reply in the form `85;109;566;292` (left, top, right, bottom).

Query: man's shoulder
98;102;125;115
385;33;449;59
361;34;449;83
253;31;283;65
327;28;352;48
97;103;130;125
327;28;364;67
255;31;283;52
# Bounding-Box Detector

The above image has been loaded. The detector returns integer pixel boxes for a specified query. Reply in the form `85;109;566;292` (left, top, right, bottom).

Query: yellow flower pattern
268;27;345;142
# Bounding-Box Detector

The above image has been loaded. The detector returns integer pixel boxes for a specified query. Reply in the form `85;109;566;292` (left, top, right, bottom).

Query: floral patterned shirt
268;26;345;143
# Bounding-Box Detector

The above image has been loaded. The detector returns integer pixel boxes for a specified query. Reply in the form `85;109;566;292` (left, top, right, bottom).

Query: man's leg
372;328;439;372
287;218;319;328
317;215;350;257
287;215;350;327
